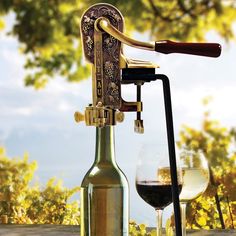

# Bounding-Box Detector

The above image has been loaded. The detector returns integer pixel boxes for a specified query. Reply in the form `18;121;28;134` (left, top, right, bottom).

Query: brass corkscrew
75;3;221;134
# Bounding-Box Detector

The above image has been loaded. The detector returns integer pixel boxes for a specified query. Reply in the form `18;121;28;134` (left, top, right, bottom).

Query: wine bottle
80;126;129;236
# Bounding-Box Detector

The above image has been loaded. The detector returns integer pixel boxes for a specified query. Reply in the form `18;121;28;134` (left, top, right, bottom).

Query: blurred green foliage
0;147;80;224
129;221;157;236
0;0;236;88
177;98;236;229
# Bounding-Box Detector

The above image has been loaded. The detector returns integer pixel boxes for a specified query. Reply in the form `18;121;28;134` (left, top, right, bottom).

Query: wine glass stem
181;202;187;236
155;209;163;236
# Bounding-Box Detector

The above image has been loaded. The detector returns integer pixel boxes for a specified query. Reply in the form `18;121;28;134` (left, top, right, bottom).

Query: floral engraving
104;36;116;50
105;61;114;79
86;36;93;53
82;16;95;34
81;4;123;108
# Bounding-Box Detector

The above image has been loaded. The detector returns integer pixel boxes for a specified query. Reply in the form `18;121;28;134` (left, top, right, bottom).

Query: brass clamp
75;102;124;127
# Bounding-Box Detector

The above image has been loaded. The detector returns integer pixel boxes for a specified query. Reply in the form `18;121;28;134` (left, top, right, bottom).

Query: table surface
0;225;235;236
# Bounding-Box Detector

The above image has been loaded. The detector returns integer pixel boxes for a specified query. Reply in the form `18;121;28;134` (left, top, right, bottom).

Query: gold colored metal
119;54;128;69
120;54;159;69
74;111;85;123
134;120;144;134
97;18;155;51
120;101;142;112
124;58;159;69
93;27;104;105
83;103;118;127
85;106;94;126
116;112;125;123
93;102;107;127
79;10;155;131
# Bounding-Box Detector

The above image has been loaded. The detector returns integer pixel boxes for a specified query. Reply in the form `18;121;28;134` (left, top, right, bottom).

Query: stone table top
0;225;235;236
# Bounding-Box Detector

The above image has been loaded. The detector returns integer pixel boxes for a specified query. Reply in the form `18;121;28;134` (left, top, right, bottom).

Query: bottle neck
95;126;116;165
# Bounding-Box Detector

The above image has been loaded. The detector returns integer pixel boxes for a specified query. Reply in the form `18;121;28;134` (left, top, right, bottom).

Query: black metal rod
158;74;182;236
137;84;141;120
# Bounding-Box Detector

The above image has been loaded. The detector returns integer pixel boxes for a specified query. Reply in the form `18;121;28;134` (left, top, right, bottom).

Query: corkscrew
76;3;221;236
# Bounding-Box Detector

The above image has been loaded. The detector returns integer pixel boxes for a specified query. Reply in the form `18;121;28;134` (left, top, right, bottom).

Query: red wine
136;181;182;209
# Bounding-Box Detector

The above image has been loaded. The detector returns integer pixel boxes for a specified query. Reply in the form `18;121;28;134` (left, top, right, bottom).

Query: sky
0;13;236;226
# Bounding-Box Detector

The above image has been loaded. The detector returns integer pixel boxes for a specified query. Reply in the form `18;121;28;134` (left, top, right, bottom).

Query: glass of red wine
135;144;182;236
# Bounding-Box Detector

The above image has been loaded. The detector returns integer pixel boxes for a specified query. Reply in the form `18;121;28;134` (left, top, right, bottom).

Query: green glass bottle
81;126;129;236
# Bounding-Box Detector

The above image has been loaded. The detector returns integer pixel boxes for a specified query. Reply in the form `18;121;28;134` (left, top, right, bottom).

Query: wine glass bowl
136;167;182;210
179;149;210;236
135;144;182;236
180;149;209;201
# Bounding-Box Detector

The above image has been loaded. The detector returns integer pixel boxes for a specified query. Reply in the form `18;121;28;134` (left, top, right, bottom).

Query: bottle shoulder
81;164;128;187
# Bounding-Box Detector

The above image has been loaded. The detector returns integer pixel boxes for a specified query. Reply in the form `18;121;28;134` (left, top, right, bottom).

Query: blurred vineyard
1;103;236;233
0;147;80;225
177;100;236;229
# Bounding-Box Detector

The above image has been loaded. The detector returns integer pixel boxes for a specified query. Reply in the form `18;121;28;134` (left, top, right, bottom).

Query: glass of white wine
179;149;210;236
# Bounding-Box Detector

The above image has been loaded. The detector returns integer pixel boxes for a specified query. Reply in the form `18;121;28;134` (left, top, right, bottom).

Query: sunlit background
1;6;236;227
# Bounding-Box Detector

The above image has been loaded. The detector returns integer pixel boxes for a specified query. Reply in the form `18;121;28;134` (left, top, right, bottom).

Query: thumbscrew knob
74;111;85;123
116;111;125;123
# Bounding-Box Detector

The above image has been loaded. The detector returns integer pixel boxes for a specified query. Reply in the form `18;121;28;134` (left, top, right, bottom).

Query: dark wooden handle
155;40;221;57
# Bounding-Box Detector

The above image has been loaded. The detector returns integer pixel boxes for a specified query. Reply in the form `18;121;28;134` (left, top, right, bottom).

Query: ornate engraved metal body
79;3;158;130
81;4;123;109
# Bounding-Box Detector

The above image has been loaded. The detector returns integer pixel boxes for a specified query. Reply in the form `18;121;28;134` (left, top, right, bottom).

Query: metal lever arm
97;18;155;51
97;18;221;57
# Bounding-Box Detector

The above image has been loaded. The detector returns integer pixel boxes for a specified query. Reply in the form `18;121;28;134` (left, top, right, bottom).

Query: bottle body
80;126;129;236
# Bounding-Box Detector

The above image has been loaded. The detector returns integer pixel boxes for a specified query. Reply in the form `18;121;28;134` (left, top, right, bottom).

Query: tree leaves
0;146;80;225
0;0;89;89
178;103;236;229
0;0;236;88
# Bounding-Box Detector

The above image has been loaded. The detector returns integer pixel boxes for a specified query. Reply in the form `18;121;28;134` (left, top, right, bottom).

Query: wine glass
179;149;210;236
135;144;182;236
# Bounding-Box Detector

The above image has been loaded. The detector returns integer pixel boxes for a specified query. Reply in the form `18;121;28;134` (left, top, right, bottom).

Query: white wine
180;168;209;202
80;126;129;236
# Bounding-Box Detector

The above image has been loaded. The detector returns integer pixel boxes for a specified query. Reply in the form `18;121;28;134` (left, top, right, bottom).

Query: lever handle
98;18;222;58
155;40;221;57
